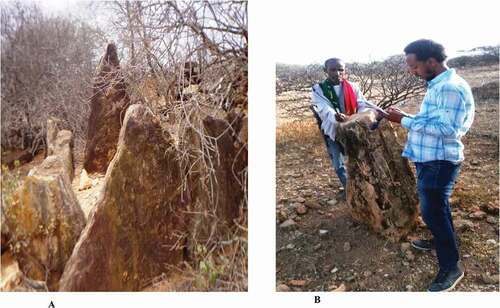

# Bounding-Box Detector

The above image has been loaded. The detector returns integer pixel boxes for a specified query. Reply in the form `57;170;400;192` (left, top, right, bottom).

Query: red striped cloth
342;80;358;115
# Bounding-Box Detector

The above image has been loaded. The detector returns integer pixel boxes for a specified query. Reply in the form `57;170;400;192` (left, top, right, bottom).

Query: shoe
411;239;434;251
427;267;464;292
411;238;461;251
338;191;346;201
335;189;346;201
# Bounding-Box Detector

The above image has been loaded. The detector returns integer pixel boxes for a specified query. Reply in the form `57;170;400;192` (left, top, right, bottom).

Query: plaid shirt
401;69;475;163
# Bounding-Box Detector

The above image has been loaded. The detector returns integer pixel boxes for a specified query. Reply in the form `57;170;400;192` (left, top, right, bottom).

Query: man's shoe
335;189;346;201
338;191;346;201
411;238;461;251
411;239;434;251
427;267;464;292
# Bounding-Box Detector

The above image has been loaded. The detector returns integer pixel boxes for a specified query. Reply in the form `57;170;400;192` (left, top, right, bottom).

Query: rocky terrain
1;43;247;292
276;64;499;292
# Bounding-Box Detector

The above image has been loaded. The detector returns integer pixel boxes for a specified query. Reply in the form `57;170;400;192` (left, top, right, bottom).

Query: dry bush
102;0;248;290
0;1;105;154
276;63;323;95
276;55;426;109
472;81;499;101
448;45;499;68
101;1;247;110
149;223;247;291
348;55;425;109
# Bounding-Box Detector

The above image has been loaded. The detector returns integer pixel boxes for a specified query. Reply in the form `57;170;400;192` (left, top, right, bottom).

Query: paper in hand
363;100;389;116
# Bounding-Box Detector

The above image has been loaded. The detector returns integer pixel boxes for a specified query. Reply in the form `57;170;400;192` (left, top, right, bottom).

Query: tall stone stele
336;111;419;241
59;105;187;291
83;43;130;174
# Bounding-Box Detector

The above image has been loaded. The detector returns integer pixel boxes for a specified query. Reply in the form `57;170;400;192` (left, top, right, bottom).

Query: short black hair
404;39;447;63
324;58;344;68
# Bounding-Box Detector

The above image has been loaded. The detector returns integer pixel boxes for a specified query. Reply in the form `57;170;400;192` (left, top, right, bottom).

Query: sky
36;0;500;65
39;0;107;25
39;0;89;15
269;0;499;64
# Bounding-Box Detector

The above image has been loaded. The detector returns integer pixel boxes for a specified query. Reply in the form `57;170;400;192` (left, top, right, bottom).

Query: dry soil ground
276;64;499;292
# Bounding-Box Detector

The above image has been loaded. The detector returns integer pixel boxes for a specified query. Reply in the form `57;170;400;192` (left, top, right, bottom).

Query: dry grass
276;119;321;148
143;224;247;291
455;65;499;88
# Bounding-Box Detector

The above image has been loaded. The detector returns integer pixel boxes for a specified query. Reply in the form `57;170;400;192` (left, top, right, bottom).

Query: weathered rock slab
336;112;419;241
83;43;130;174
2;129;84;290
184;111;247;243
59;104;186;291
0;251;48;292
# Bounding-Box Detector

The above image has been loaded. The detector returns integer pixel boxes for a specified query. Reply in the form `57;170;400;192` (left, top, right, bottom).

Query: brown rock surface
202;111;247;227
59;104;186;291
2;130;84;290
481;202;499;215
276;283;290;292
46;117;62;157
78;168;92;191
83;43;130;174
336;111;419;241
296;204;308;215
1;210;10;253
46;129;74;181
288;279;307;287
184;111;247;243
0;251;48;291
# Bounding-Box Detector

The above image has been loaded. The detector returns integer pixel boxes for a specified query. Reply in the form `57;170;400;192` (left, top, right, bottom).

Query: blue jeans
416;160;461;271
310;107;347;189
324;135;347;189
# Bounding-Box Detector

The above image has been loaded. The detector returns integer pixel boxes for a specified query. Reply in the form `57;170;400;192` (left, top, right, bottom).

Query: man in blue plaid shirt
385;39;475;292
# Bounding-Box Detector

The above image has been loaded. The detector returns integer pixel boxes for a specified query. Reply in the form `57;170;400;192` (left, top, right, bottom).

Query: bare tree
276;63;323;94
1;1;105;154
348;55;425;109
277;55;425;109
99;1;247;110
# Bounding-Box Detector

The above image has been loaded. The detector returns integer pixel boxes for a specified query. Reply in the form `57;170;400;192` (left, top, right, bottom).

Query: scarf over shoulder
319;79;358;115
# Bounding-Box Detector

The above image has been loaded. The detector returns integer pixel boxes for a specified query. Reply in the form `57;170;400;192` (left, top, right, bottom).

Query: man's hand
384;107;405;124
335;113;348;122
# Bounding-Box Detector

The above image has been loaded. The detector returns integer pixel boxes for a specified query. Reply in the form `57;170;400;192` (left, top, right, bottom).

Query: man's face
405;54;435;81
325;60;346;85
